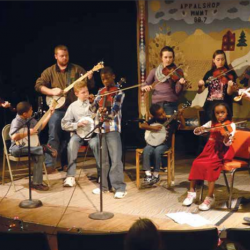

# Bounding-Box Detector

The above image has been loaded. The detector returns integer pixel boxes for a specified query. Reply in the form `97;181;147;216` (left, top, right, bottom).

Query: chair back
226;228;250;250
57;231;127;250
2;124;11;156
160;228;218;250
231;130;250;159
0;231;51;250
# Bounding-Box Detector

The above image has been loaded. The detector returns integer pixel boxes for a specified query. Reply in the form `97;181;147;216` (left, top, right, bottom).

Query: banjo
76;116;95;140
46;61;104;109
16;99;58;147
144;101;191;146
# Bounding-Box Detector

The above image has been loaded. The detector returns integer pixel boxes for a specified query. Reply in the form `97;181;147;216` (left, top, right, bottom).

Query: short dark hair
211;102;232;123
100;66;114;75
150;104;161;117
124;218;161;250
16;101;31;115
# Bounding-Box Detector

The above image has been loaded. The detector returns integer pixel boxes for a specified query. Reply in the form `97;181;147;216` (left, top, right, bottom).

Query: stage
0;152;250;249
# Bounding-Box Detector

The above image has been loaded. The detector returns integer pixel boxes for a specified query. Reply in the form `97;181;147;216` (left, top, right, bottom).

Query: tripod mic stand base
89;211;114;220
19;199;43;209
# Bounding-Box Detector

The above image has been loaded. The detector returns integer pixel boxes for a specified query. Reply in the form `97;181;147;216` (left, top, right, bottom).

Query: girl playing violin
198;50;238;122
141;46;186;115
183;102;236;211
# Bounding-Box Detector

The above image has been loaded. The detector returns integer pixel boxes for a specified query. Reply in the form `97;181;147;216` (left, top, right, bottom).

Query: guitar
16;100;58;147
46;61;104;109
144;101;191;146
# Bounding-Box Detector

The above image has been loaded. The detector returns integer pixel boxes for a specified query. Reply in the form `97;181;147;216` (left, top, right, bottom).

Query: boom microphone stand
11;113;43;208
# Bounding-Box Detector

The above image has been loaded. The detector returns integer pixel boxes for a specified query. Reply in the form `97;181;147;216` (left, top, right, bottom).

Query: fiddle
162;64;184;82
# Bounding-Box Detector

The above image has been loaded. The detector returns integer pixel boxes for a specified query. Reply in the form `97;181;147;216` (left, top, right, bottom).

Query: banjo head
76;117;95;139
144;125;166;146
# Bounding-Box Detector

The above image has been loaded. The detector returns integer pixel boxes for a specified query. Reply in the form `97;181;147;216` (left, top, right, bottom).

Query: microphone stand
11;113;43;208
87;119;114;220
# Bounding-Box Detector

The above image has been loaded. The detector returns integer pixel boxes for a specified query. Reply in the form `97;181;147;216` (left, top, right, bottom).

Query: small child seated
9;101;55;191
140;104;181;185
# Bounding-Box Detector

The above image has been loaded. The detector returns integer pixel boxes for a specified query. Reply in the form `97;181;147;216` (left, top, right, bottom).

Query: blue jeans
10;145;44;185
45;110;69;168
67;134;99;177
98;131;126;192
157;101;178;116
142;144;169;172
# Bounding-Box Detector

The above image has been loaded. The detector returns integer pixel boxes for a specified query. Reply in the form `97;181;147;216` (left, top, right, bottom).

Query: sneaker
149;175;160;185
183;191;197;206
199;196;215;211
114;191;127;199
31;183;49;191
144;174;153;184
92;188;110;194
43;144;58;158
63;177;76;187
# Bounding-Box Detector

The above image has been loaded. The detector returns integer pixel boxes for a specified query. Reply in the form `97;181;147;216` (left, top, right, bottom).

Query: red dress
189;122;235;182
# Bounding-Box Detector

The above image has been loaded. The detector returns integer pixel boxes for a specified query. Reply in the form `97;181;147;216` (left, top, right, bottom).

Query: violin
98;78;126;109
206;67;235;86
162;64;184;82
212;120;233;137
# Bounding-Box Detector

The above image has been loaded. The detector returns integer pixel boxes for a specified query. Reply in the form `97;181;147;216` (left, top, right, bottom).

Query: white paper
166;212;213;227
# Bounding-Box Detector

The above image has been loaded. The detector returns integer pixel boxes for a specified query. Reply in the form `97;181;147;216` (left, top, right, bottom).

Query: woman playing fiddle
183;102;236;211
141;46;186;115
198;50;238;122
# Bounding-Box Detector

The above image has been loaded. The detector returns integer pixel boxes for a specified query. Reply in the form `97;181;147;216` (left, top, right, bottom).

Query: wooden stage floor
0;151;250;236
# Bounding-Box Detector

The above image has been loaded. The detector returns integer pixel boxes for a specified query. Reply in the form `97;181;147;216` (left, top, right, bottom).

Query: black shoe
31;183;49;191
149;175;160;185
144;174;153;184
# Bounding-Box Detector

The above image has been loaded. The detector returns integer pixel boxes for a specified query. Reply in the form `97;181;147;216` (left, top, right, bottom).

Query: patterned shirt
90;85;124;133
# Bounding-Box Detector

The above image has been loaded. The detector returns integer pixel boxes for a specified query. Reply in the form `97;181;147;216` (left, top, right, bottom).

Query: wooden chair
200;129;250;209
136;133;175;189
2;124;50;190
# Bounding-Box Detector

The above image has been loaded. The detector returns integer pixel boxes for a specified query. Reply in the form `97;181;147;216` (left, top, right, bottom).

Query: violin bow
203;120;247;132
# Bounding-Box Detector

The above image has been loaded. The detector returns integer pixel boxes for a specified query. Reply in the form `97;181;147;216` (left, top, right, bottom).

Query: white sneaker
114;191;127;199
182;191;197;206
92;188;110;195
199;196;215;211
63;177;75;187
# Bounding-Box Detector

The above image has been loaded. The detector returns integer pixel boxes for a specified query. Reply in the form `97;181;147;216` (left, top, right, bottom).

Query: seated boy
140;104;182;185
9;101;55;191
61;81;99;187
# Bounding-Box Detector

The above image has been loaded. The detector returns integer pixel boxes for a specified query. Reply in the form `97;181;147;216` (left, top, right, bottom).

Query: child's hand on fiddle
198;80;205;88
98;107;107;114
179;78;186;85
88;94;95;104
223;131;232;143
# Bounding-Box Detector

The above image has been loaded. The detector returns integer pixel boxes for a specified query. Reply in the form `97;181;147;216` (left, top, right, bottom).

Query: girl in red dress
183;102;236;211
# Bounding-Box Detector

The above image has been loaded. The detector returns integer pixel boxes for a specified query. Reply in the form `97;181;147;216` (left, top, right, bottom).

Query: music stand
11;114;43;208
81;120;114;220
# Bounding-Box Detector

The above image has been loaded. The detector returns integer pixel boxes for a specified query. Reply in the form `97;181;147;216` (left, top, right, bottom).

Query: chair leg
43;163;50;187
6;156;16;191
228;170;236;209
199;181;204;202
171;150;175;184
136;151;141;189
167;152;171;188
2;153;6;185
222;171;230;193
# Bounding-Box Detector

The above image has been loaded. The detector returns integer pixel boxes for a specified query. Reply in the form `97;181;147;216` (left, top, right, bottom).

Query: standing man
35;45;94;173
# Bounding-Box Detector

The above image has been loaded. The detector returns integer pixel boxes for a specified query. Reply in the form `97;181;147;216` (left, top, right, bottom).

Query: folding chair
135;133;175;189
2;124;50;190
200;130;250;209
